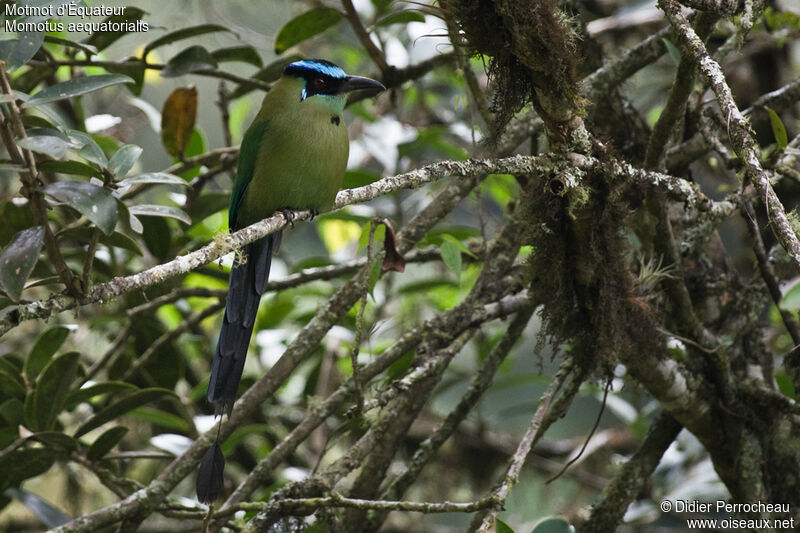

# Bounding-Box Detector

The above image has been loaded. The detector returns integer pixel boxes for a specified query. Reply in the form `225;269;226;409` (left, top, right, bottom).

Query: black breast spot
330;115;340;126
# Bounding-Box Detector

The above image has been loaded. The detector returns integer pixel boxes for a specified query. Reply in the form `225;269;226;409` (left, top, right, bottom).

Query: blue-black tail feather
207;233;280;416
199;233;279;503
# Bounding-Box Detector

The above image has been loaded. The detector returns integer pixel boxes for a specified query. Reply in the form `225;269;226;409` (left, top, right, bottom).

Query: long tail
197;232;279;504
207;233;279;415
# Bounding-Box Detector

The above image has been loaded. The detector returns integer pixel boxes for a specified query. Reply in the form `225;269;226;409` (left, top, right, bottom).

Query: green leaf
25;127;68;141
24;74;134;107
31;352;80;431
375;11;426;26
15;136;69;160
108;144;142;178
85;7;148;52
144;24;233;58
25;326;71;381
0;353;23;374
29;431;78;451
274;8;345;54
118;172;189;188
86;426;129;460
0;369;26;398
43;36;98;57
775;372;796;399
531;517;575;533
765;106;788;150
0;448;54;492
43;181;118;235
57;228;143;256
104;56;147;96
0;226;45;302
121;203;143;234
129;407;189;432
64;381;137;410
68;131;108;168
372;0;394;10
495;518;515;533
0;31;45;71
211;46;262;67
4;488;70;528
441;234;478;258
662;38;681;64
0;203;35;248
128;204;191;225
11;66;52;94
0;398;24;426
440;240;462;280
358;223;386;250
140;215;171;259
74;388;174;438
160;46;218;78
185;192;228;222
38;160;100;178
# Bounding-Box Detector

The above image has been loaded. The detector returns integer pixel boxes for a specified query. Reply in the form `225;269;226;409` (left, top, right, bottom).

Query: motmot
197;59;385;503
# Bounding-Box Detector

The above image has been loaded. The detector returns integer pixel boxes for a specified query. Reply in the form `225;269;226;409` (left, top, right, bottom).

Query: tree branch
660;0;800;271
0;155;546;337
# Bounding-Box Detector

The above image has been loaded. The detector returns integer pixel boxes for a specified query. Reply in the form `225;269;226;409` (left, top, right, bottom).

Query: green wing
229;119;269;231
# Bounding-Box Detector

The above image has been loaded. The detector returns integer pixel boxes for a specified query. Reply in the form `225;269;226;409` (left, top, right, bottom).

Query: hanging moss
442;0;582;142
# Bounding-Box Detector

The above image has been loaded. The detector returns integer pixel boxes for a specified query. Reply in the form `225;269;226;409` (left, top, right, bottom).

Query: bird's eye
313;77;326;90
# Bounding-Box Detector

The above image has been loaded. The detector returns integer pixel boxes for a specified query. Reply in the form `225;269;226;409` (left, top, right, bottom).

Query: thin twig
28;58;272;92
120;301;225;381
472;357;576;532
342;0;389;72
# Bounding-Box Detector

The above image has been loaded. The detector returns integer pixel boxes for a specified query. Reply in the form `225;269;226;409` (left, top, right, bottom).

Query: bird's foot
279;208;295;228
309;208;319;221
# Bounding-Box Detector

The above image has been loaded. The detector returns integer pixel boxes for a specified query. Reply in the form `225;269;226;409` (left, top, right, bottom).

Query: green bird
197;59;385;503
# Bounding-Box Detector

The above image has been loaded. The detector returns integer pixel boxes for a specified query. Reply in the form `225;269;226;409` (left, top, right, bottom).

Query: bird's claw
309;208;319;221
280;208;295;228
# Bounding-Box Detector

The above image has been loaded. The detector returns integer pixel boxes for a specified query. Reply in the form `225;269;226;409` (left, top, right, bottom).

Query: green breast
235;85;349;229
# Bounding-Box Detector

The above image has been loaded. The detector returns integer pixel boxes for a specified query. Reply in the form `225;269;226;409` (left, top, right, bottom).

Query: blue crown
284;59;346;80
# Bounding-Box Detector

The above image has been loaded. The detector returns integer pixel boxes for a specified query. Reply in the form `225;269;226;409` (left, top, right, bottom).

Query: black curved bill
339;75;386;94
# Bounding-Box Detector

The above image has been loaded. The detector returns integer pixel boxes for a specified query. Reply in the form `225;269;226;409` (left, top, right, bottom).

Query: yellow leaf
161;86;198;158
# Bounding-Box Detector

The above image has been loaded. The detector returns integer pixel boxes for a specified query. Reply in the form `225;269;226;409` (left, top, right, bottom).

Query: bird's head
281;59;385;114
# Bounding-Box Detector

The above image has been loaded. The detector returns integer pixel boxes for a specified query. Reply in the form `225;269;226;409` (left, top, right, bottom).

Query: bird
196;59;385;504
